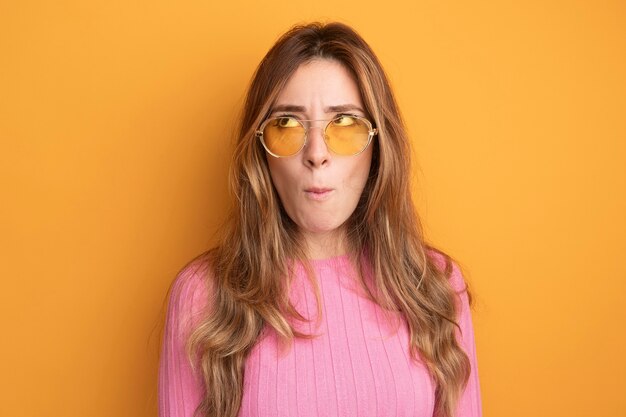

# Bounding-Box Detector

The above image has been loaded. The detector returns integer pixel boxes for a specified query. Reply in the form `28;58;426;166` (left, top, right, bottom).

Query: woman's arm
159;259;211;417
449;262;483;417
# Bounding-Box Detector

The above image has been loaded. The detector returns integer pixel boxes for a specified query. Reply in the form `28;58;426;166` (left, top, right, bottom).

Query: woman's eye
333;116;356;127
276;117;300;128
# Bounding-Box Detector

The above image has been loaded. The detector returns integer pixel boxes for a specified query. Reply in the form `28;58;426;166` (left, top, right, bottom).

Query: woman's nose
302;124;331;168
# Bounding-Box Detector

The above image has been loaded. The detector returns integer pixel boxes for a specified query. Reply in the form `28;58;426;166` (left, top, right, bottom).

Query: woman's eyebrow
270;104;306;113
326;104;365;114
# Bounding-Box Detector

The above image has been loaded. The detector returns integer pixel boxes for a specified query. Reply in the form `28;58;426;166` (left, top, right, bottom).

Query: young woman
159;22;482;417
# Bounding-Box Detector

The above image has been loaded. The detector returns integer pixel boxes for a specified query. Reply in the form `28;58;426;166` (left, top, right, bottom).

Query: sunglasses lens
262;117;305;157
325;116;371;155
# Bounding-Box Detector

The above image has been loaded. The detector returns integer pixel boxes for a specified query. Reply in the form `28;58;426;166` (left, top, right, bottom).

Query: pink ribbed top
158;254;482;417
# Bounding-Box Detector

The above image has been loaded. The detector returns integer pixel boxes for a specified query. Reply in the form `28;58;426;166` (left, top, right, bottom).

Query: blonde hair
186;22;472;417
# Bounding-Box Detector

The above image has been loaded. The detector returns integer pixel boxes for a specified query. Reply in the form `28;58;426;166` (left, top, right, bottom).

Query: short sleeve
448;262;483;417
158;258;212;417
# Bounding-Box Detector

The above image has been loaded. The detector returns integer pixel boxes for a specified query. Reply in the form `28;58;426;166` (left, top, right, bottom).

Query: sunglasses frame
255;114;378;158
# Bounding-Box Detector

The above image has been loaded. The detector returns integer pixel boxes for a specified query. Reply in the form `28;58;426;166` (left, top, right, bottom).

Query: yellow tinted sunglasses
255;115;378;158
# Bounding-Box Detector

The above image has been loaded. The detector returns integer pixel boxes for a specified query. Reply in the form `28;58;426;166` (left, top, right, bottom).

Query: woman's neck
302;228;348;260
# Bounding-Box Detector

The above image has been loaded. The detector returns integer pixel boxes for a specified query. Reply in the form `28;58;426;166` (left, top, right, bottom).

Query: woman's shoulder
168;251;215;320
426;247;467;293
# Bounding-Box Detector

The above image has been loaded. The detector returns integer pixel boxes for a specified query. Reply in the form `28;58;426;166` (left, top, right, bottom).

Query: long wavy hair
186;22;472;417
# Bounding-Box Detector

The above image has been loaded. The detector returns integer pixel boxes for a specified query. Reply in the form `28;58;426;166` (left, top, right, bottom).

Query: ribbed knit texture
159;254;482;417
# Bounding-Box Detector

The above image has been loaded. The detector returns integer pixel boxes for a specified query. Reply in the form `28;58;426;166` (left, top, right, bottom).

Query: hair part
186;22;472;417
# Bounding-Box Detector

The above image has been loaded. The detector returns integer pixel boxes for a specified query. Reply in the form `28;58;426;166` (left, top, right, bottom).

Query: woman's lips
304;187;334;201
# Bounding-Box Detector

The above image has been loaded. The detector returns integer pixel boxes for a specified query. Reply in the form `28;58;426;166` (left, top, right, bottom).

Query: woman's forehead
272;59;364;115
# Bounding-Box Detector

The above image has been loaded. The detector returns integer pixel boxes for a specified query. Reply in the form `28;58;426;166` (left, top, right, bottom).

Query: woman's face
265;59;374;246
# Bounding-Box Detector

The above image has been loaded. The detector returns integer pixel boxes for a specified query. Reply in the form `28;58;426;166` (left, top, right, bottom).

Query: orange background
1;1;625;416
